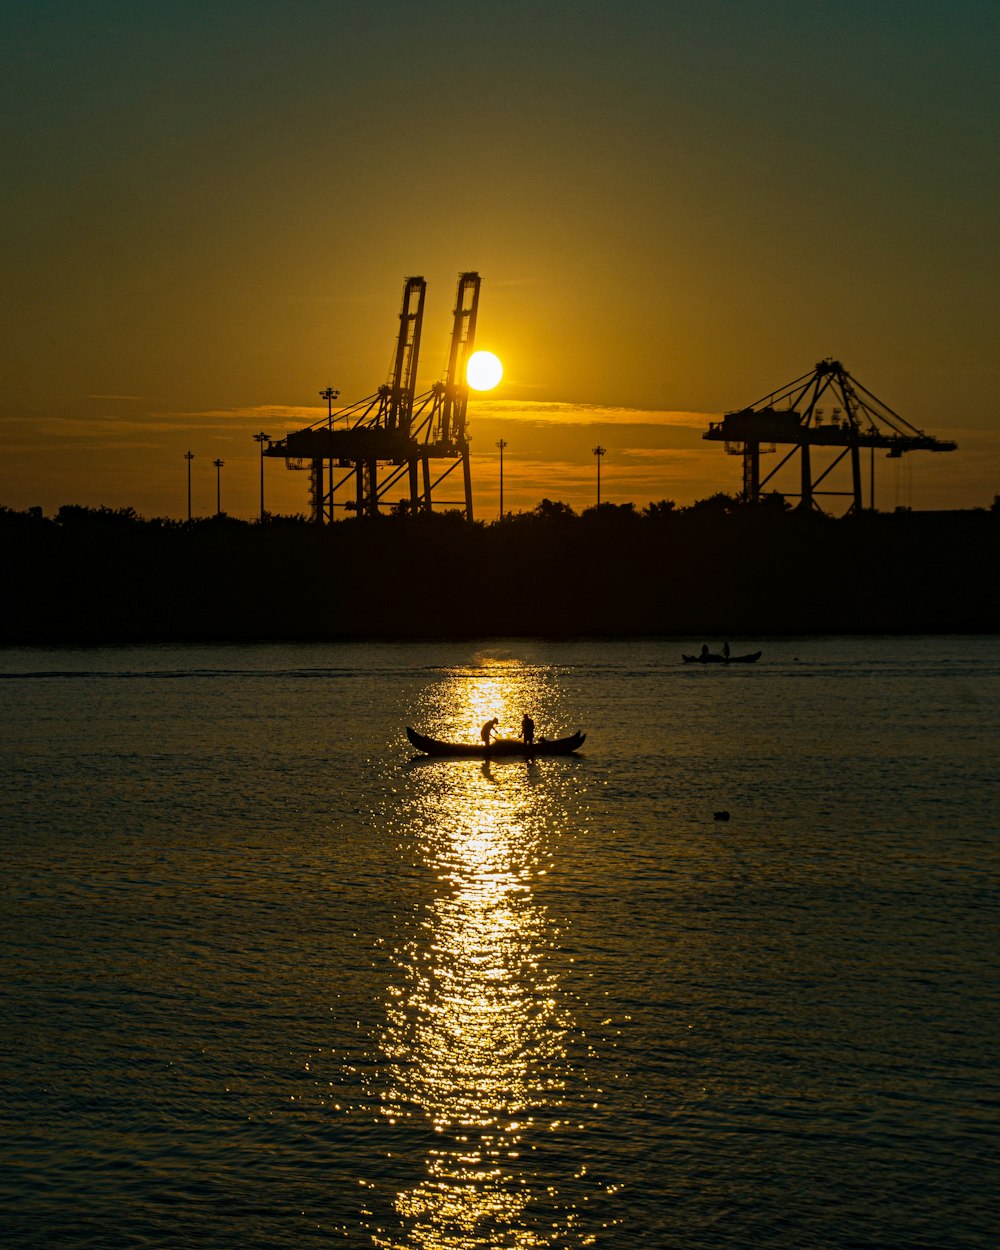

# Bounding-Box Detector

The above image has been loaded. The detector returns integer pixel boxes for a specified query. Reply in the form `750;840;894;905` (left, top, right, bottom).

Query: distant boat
406;726;586;758
682;650;762;664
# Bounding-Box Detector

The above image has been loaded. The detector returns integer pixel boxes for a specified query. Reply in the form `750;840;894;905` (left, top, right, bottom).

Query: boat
682;650;762;664
406;726;586;758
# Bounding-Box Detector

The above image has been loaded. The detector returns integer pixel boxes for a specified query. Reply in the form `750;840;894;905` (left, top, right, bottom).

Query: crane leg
800;444;813;510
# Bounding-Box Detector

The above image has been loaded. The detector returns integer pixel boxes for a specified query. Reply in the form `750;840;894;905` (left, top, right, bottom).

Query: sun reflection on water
429;658;534;747
371;660;593;1248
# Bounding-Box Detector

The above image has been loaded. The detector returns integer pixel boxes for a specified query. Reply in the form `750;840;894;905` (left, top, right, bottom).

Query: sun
466;350;504;391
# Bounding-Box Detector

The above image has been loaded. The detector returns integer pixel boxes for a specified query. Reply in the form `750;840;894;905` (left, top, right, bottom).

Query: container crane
704;359;957;511
264;273;480;521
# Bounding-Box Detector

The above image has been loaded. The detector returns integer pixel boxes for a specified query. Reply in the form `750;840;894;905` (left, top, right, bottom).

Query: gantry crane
264;272;481;521
704;359;957;511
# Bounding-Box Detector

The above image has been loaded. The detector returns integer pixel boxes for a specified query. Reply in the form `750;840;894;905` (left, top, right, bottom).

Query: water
1;637;998;1249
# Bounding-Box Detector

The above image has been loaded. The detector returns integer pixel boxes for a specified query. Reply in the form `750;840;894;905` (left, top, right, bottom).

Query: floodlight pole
870;444;876;511
593;444;607;507
253;432;270;520
320;385;340;429
496;438;508;518
184;451;194;520
213;459;224;517
320;386;340;522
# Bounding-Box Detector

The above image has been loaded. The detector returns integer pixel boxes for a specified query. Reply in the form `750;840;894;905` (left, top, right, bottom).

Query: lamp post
870;444;876;512
320;386;340;522
252;432;270;521
213;459;224;517
184;451;194;520
593;444;606;507
320;386;340;429
495;438;508;518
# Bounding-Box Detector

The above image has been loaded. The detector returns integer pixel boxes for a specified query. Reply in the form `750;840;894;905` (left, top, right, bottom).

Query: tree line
2;495;998;643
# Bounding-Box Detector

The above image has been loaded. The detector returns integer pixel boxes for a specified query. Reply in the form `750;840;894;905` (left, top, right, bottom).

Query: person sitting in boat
520;714;535;745
481;717;500;745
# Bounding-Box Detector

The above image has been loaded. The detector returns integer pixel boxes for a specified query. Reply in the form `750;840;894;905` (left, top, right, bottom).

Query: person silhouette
722;641;731;659
520;714;535;745
481;717;499;746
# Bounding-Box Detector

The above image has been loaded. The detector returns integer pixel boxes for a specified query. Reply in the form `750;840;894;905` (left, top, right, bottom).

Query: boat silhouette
406;726;586;757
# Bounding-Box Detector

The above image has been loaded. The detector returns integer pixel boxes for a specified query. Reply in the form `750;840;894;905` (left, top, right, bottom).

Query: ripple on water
1;638;998;1248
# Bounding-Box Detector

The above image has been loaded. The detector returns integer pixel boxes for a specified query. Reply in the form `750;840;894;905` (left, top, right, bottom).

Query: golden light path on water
371;659;601;1249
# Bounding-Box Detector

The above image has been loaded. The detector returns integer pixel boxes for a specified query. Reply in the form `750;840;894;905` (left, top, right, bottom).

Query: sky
2;0;998;519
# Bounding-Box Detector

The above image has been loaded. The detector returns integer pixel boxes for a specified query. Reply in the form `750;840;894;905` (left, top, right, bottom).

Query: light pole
593;444;606;507
495;438;508;518
320;386;340;429
252;432;270;521
870;444;876;512
213;459;224;517
320;386;340;522
184;451;194;520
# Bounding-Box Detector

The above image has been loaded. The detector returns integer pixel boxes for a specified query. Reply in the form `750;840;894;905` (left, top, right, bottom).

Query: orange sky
2;2;998;518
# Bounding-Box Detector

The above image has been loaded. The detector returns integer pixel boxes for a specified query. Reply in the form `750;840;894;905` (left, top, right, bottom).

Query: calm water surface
1;637;998;1248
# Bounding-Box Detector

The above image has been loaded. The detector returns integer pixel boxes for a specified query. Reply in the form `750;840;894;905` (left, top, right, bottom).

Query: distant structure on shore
264;273;481;522
265;295;958;524
704;359;957;512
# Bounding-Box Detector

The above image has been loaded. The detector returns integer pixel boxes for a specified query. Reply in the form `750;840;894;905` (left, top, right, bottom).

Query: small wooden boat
406;727;586;758
682;650;762;664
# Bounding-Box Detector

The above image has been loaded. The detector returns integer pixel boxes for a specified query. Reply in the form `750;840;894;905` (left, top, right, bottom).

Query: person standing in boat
481;717;500;746
520;714;535;746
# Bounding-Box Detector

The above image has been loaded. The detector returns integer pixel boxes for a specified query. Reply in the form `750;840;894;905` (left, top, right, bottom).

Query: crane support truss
704;358;957;512
264;273;480;521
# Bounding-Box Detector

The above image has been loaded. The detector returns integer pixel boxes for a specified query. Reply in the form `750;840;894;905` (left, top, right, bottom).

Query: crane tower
265;273;481;521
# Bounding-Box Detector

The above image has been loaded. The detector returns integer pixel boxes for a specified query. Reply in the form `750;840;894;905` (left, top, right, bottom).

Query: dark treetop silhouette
1;499;998;643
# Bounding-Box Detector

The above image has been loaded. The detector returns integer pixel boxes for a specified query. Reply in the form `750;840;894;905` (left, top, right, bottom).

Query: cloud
87;394;157;402
470;398;715;428
617;447;701;460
